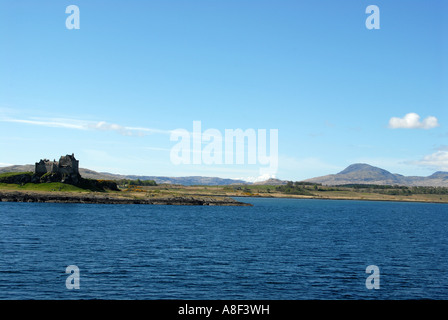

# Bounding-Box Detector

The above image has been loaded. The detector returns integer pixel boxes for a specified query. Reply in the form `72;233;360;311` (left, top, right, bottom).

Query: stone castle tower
35;154;79;176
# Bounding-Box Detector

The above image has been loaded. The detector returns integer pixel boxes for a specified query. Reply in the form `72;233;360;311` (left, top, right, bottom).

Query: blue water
0;198;447;300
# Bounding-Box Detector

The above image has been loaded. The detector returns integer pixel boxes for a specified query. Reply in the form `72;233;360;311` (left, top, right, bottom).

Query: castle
35;154;79;176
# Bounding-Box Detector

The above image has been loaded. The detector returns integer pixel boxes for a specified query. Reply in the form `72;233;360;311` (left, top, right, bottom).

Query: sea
0;198;447;300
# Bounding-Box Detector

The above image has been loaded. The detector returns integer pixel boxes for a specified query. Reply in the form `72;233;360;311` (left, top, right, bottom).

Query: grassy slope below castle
0;172;117;192
0;182;85;192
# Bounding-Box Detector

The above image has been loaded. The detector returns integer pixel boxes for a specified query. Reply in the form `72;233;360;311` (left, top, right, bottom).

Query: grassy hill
0;182;86;192
305;163;448;187
0;171;117;192
0;165;247;185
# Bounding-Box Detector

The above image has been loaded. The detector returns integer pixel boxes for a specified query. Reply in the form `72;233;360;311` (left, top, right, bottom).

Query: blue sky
0;0;447;181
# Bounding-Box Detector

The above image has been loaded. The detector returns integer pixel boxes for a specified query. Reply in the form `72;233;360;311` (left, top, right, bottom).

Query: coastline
0;190;252;207
1;188;447;206
232;194;448;205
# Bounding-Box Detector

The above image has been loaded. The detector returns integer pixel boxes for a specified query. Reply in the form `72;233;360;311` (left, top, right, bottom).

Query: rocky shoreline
0;191;252;206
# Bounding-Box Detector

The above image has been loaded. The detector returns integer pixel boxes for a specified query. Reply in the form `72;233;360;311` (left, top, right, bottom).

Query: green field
0;171;117;192
0;171;33;178
0;182;86;192
122;183;448;204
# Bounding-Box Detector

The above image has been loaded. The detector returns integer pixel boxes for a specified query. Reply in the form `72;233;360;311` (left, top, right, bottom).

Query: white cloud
388;113;439;129
127;126;172;135
0;116;171;137
238;173;277;183
0;162;13;167
87;121;134;136
2;118;87;130
415;149;448;171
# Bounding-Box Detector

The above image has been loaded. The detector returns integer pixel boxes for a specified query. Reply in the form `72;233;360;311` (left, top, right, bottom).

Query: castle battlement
35;154;79;176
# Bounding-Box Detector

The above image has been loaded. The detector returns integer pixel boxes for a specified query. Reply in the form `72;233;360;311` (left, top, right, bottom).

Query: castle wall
35;162;48;175
46;163;57;174
34;154;79;176
59;155;79;175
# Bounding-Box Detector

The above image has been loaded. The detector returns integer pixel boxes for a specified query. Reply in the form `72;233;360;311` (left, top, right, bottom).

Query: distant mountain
0;165;34;173
0;165;247;186
2;163;447;187
304;163;448;187
122;175;247;186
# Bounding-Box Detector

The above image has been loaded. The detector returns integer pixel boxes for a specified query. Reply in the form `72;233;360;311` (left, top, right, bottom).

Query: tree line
115;179;157;187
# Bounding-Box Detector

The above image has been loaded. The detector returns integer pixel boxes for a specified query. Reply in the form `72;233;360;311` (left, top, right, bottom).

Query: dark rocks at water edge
0;191;252;206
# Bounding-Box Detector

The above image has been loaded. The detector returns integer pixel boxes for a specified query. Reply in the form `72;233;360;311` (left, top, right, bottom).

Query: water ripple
0;199;447;299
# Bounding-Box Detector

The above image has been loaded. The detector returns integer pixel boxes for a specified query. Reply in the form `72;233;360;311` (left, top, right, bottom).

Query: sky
0;0;447;182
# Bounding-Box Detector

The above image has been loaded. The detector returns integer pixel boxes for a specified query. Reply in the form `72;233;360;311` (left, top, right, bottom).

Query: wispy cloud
237;173;277;183
141;146;172;152
0;162;13;167
87;121;134;136
0;116;171;137
126;126;174;135
414;146;448;171
388;113;439;129
3;118;87;130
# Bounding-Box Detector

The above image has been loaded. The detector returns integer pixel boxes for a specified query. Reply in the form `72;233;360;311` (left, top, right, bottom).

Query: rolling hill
304;163;448;187
2;163;447;187
0;165;247;186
